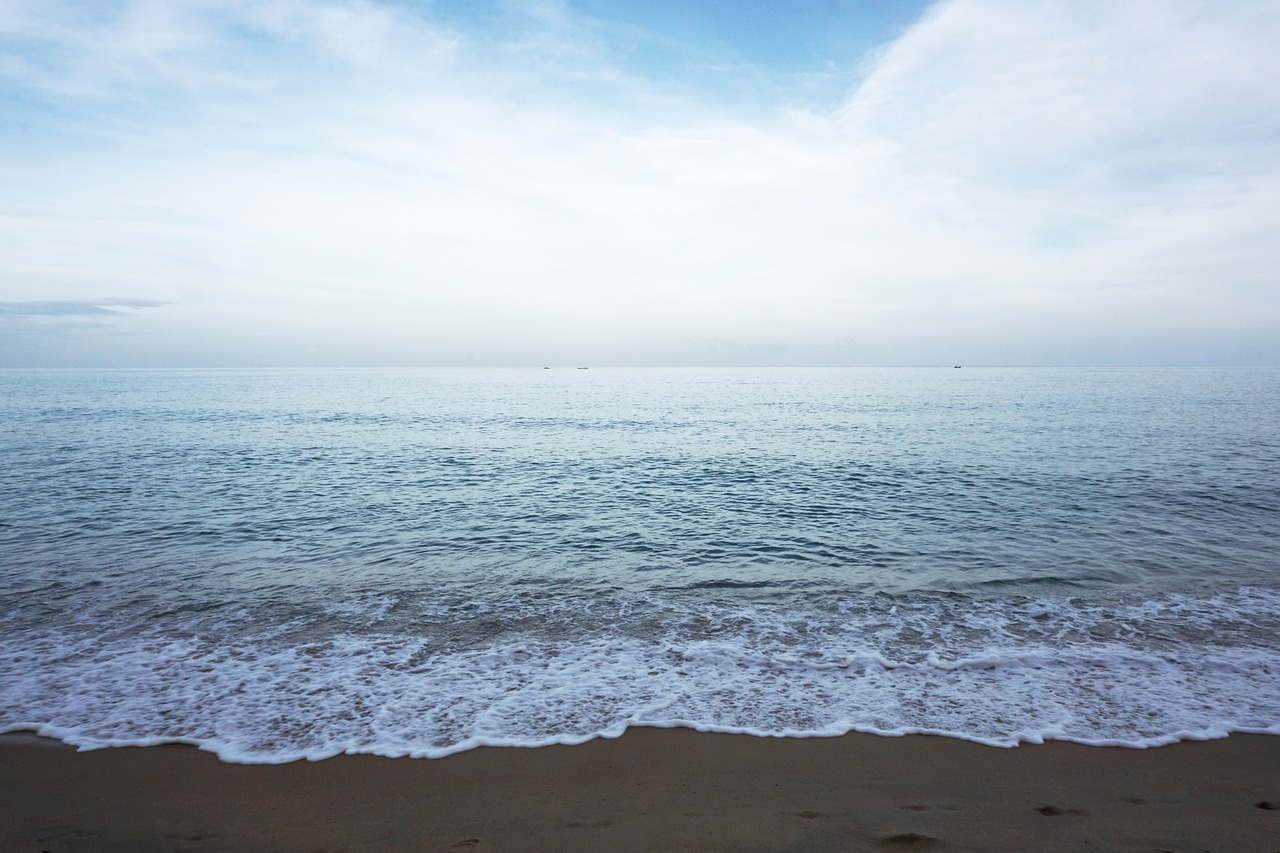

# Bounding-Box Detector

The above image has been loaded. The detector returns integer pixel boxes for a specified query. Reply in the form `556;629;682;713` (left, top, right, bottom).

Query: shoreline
4;729;1278;852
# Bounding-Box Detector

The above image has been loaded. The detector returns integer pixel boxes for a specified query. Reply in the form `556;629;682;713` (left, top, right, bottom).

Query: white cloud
1;0;1278;366
830;0;1280;357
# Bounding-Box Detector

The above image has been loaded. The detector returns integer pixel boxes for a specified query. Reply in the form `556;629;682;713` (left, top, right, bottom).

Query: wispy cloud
0;0;1277;366
0;298;169;318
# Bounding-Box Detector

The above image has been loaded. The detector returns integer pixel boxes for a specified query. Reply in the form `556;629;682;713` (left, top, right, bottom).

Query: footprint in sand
1037;805;1090;817
877;832;939;848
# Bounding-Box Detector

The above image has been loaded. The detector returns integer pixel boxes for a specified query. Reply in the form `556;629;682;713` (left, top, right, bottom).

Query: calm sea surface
1;367;1278;761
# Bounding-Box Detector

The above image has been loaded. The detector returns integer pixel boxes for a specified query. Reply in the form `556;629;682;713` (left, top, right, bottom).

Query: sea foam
3;588;1278;763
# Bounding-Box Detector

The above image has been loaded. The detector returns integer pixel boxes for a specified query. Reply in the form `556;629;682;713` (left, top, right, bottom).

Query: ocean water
1;366;1278;762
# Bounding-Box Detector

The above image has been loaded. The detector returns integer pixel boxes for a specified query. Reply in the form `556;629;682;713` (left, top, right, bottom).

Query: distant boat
577;367;589;370
954;365;962;368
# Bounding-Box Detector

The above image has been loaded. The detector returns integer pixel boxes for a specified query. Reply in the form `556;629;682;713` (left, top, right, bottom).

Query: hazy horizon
3;0;1279;368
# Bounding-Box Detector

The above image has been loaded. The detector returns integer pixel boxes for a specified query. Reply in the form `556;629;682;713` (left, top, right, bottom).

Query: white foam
3;589;1279;762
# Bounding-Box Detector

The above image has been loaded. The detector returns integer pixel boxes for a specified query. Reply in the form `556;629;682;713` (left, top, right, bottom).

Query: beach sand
2;728;1277;852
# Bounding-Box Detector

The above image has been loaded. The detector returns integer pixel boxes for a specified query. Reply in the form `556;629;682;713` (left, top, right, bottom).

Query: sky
1;0;1278;367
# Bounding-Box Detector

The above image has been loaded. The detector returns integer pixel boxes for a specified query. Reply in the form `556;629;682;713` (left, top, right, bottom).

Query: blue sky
1;0;1278;367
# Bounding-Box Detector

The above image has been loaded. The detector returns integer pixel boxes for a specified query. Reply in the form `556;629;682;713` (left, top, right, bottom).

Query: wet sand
2;728;1278;852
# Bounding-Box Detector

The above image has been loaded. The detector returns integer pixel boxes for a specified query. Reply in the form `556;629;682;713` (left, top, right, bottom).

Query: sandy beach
2;728;1277;852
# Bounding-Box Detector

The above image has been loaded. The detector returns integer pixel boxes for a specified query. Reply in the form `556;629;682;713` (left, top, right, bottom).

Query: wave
3;588;1278;763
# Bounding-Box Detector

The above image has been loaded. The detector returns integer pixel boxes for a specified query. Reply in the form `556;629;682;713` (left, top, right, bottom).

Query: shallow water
2;367;1278;761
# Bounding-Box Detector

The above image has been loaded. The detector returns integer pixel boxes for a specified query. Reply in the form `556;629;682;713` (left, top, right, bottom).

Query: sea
1;367;1278;763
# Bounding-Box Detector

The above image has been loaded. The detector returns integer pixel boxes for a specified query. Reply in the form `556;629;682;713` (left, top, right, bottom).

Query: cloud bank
1;0;1278;366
